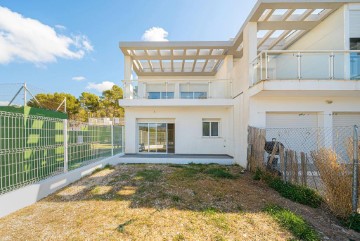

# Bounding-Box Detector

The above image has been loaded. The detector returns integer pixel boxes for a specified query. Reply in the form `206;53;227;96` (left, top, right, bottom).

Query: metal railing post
265;51;269;80
352;125;359;213
63;119;68;172
111;124;114;156
297;52;302;80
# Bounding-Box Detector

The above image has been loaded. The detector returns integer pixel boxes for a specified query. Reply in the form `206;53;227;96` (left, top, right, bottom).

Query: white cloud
72;76;86;81
0;6;93;65
0;101;9;106
86;81;115;92
141;27;168;41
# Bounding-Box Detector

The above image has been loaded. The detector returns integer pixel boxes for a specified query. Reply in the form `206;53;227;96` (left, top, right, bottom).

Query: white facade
119;0;360;167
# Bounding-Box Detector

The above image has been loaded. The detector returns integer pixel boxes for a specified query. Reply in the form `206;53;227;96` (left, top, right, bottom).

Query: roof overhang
120;0;360;76
120;41;233;76
230;0;359;54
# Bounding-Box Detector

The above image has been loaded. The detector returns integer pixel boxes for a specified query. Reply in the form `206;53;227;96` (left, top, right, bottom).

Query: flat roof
120;0;360;76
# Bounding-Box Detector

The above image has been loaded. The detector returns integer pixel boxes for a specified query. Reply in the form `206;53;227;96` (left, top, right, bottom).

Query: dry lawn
0;164;359;241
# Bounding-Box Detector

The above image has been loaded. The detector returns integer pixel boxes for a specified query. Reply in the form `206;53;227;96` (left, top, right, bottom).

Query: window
180;92;207;99
148;92;174;99
202;120;219;137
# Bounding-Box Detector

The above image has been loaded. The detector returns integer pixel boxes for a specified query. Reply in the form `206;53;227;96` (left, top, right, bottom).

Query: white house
119;0;360;167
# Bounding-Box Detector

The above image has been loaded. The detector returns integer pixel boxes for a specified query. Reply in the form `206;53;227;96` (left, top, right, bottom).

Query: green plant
264;205;320;241
252;168;262;180
344;213;360;232
135;169;162;182
205;168;235;179
255;169;322;208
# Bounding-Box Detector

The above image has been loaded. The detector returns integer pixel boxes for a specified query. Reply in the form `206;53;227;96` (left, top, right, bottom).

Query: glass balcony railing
122;80;232;100
251;50;360;85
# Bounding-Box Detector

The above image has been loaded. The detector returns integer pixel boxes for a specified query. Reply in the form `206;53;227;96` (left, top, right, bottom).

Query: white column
244;22;258;87
238;22;258;167
124;56;134;99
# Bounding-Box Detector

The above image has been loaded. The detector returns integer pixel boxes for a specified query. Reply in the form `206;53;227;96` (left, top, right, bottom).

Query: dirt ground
0;164;359;241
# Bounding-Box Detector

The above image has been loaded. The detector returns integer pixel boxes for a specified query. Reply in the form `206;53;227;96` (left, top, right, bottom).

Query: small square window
202;120;220;137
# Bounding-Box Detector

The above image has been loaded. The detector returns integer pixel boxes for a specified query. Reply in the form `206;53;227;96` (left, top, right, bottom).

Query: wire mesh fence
0;111;124;195
249;125;359;191
248;125;360;217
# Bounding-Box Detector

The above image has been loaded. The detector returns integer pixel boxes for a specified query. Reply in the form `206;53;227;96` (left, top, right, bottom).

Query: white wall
124;106;233;156
248;95;360;129
289;7;346;50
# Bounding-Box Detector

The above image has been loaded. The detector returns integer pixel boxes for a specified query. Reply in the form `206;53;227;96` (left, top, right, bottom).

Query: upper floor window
148;92;174;99
202;119;219;137
180;92;207;99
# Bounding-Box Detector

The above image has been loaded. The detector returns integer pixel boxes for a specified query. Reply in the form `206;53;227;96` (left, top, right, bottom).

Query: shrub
264;205;320;241
255;169;322;208
311;148;352;218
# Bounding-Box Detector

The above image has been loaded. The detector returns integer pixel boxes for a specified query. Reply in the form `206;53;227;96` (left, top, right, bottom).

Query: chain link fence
0;111;124;195
248;125;360;217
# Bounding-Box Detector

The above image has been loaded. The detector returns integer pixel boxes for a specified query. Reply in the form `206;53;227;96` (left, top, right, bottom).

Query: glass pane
148;92;161;99
194;92;207;99
156;123;167;153
138;124;148;152
161;92;174;99
202;122;210;136
149;124;157;152
301;53;329;79
267;53;298;80
351;53;360;80
211;122;219;137
181;92;193;99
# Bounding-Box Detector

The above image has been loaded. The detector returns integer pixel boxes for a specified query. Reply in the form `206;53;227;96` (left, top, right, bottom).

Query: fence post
352;125;359;213
111;124;114;156
63;119;68;173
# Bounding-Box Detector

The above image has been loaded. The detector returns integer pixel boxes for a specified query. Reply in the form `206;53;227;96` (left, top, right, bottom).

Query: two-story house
119;0;360;167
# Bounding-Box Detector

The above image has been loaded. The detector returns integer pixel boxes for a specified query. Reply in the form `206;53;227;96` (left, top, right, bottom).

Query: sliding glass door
138;123;174;153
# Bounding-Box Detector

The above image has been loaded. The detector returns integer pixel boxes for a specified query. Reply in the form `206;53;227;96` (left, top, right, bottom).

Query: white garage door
266;112;319;154
333;112;360;161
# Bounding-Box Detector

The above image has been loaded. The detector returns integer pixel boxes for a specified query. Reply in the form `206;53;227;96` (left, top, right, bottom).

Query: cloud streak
86;81;115;92
142;27;168;41
72;76;86;81
0;6;93;65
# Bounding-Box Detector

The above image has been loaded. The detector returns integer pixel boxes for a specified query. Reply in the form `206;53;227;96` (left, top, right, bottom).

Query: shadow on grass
48;163;247;213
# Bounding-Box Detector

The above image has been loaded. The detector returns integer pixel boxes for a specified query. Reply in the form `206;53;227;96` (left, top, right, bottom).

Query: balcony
252;50;360;83
250;50;360;96
120;80;235;107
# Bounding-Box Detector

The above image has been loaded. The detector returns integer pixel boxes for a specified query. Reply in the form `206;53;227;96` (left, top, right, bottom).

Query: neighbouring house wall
124;106;233;156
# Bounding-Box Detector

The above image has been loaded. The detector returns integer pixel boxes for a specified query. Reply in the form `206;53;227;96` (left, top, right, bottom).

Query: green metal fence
0;111;124;195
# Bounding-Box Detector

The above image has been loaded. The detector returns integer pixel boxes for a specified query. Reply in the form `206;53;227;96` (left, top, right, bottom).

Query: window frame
202;119;220;138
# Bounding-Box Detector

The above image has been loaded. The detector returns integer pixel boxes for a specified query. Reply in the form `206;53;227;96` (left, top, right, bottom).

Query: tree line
27;85;124;122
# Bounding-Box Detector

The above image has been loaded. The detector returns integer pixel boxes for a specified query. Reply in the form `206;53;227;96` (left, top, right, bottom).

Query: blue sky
0;0;257;99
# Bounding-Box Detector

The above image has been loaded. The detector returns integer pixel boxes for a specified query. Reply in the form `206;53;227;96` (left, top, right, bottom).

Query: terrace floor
0;164;359;240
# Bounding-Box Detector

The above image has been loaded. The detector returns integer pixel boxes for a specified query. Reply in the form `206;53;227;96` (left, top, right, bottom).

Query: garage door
333;112;360;161
266;112;319;154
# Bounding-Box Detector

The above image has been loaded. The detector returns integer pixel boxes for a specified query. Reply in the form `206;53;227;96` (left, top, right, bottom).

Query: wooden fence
247;126;320;188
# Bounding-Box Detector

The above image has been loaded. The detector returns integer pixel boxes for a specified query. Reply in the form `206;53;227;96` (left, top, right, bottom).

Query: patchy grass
264;205;320;241
135;169;162;182
1;164;358;240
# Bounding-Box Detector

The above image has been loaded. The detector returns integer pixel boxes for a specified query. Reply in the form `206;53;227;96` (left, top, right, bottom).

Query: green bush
264;205;320;241
255;169;322;208
344;213;360;232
